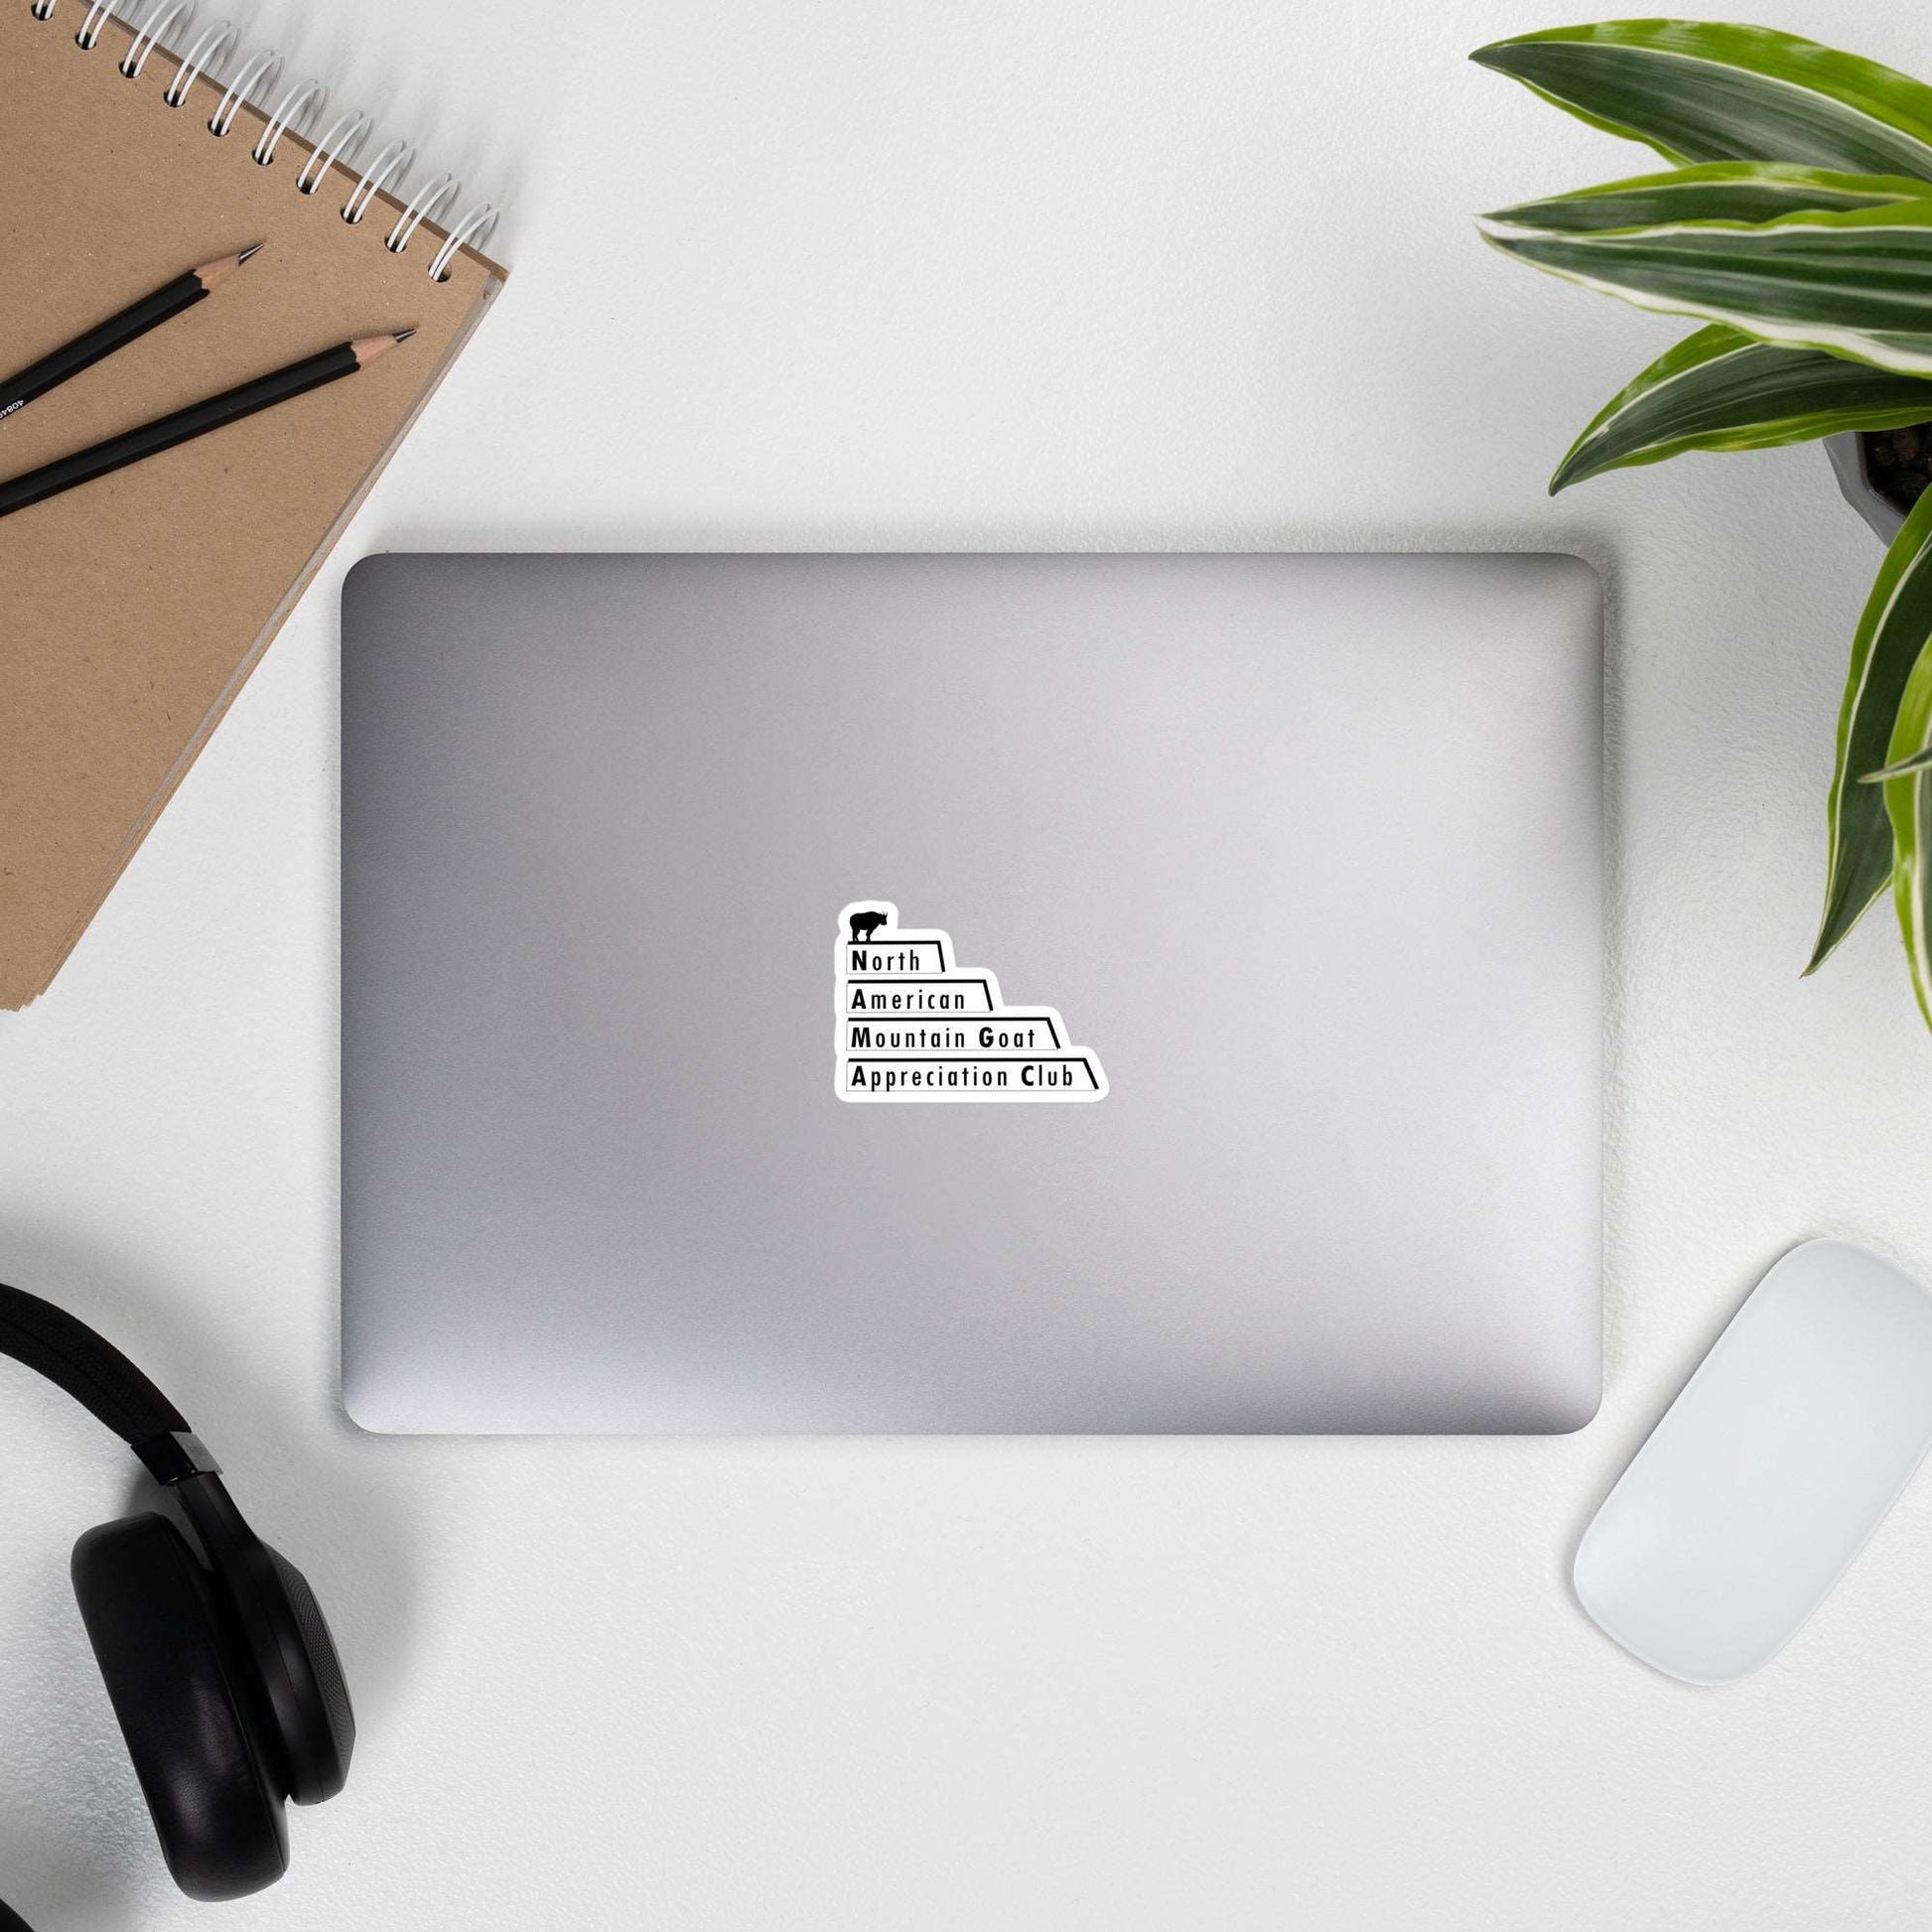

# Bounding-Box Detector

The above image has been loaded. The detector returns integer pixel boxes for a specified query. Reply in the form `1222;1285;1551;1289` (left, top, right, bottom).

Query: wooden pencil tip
195;243;265;290
350;332;416;366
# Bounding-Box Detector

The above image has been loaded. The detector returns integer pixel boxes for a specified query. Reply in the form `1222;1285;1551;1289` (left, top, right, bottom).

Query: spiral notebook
0;0;508;1009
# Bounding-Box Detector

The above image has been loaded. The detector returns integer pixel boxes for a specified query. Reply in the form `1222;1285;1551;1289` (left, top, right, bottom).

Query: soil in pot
1863;423;1932;513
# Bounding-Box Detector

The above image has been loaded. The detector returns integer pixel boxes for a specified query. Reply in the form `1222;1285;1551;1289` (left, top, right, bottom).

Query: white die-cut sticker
836;902;1107;1103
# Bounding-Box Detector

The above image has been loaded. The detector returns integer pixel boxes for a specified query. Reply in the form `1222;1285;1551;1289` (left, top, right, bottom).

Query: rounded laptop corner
341;548;402;606
1547;1370;1602;1436
340;1360;410;1438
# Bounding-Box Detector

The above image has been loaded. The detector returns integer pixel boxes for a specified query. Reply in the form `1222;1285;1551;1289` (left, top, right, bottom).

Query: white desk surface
5;0;1932;1924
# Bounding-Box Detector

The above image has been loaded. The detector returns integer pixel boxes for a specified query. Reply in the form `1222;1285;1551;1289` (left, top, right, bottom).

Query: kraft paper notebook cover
0;1;508;1008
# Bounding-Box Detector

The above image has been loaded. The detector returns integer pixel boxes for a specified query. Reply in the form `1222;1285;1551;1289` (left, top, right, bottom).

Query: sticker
836;902;1108;1103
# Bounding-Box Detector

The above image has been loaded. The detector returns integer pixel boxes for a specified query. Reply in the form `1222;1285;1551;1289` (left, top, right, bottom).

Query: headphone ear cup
70;1514;290;1901
263;1545;354;1802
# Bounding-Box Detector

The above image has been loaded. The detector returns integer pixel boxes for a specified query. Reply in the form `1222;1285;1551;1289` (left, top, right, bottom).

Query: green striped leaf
1470;21;1932;181
1809;485;1932;973
1552;324;1932;491
1879;637;1932;1027
1481;202;1932;376
1864;746;1932;780
1486;160;1932;234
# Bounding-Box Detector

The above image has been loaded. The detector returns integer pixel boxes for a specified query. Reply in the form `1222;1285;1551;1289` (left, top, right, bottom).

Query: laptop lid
342;552;1601;1433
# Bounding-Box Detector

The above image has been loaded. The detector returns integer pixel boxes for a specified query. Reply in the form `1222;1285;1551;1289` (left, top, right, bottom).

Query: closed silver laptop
342;552;1601;1433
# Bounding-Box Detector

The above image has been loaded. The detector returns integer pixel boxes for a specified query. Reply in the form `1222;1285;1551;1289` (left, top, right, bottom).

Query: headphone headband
0;1283;213;1480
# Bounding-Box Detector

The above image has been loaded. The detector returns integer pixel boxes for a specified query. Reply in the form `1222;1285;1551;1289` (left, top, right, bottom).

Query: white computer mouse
1576;1239;1932;1684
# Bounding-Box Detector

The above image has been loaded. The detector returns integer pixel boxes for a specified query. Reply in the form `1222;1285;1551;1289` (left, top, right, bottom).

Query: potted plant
1472;19;1932;1030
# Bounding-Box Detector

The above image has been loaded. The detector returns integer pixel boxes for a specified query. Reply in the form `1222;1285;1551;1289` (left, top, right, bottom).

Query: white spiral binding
165;17;234;103
207;44;278;135
384;171;457;253
33;0;501;278
298;107;368;194
428;204;497;283
118;0;184;72
342;137;413;224
251;72;322;163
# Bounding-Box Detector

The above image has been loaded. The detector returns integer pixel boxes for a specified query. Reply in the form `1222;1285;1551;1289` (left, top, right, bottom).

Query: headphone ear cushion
70;1515;289;1901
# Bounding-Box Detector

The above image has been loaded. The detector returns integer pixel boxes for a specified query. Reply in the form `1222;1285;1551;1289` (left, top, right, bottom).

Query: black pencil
0;332;415;521
0;245;263;424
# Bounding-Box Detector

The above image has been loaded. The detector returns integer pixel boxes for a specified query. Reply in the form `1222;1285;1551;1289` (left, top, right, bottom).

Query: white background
4;0;1932;1924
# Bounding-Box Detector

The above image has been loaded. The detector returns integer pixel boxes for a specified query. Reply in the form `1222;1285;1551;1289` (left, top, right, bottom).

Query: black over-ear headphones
0;1283;353;1924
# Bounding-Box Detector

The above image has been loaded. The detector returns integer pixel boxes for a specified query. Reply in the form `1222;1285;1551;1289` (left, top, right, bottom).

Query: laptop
342;552;1601;1434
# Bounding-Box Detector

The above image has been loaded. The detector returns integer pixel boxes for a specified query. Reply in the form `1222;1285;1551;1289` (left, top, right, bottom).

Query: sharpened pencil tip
195;243;266;290
350;331;417;366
